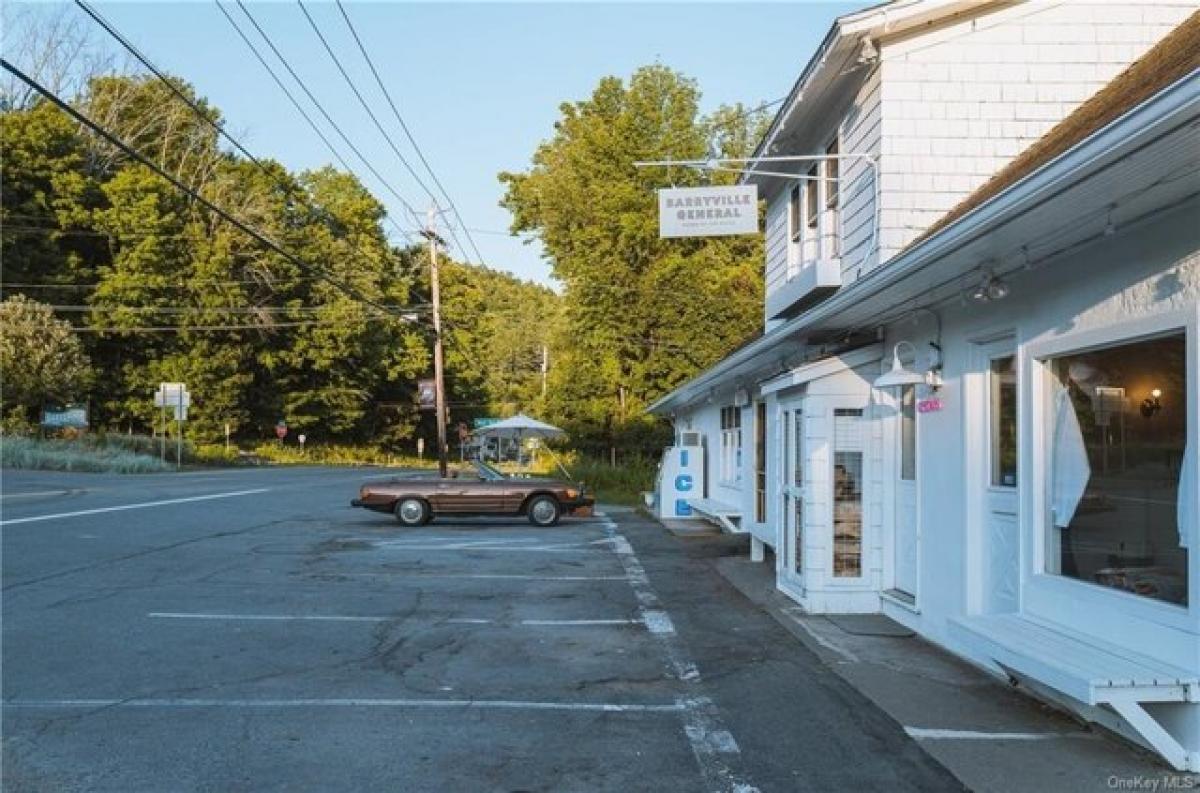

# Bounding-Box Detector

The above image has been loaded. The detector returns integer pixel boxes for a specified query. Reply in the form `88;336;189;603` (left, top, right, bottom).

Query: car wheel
527;495;561;527
394;498;429;526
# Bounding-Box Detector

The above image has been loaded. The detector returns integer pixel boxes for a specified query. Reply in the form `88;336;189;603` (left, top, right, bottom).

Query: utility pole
541;345;548;398
422;205;450;478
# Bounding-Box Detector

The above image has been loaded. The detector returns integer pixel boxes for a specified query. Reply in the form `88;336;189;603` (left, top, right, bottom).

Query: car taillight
359;486;370;499
565;488;578;500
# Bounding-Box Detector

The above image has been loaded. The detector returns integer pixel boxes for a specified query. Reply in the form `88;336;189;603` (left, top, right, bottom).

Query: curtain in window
1052;381;1090;528
1180;440;1195;549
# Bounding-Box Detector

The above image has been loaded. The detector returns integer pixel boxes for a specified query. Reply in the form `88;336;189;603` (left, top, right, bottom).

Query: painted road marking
150;612;646;628
905;727;1093;741
2;698;686;714
603;518;759;793
0;488;270;526
326;572;628;582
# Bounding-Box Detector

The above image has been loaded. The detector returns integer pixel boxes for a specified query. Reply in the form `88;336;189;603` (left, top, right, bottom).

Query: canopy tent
473;414;570;479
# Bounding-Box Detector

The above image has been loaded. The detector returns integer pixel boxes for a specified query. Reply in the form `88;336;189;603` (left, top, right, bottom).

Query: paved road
2;467;962;792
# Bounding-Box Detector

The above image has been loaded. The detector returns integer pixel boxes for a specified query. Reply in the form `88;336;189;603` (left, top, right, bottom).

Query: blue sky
19;2;856;286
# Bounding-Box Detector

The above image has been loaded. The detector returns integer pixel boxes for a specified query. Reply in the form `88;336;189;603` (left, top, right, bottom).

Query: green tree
500;65;768;456
0;295;93;419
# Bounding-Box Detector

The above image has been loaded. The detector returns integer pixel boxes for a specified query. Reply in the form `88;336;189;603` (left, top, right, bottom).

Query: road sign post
155;383;190;471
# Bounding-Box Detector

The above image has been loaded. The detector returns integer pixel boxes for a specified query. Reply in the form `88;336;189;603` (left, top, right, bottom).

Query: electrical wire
0;57;431;337
72;0;419;255
229;0;425;230
334;0;487;268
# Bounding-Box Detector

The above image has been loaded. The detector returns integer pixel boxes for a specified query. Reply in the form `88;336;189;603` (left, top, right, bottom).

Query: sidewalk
695;530;1195;793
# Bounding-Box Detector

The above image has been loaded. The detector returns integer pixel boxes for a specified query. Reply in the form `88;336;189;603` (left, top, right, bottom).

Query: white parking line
602;519;758;793
2;697;686;714
329;572;628;582
149;612;386;622
0;488;270;526
151;612;646;628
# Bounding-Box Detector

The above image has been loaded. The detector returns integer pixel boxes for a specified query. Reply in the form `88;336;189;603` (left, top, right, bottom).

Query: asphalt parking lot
2;467;960;792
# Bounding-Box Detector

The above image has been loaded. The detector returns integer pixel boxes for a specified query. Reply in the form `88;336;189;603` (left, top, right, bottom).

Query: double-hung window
720;406;743;483
805;165;820;261
825;139;840;257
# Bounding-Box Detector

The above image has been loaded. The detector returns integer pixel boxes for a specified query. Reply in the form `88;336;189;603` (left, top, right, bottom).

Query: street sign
298;434;307;446
472;417;500;429
41;404;88;429
658;185;758;238
275;422;287;440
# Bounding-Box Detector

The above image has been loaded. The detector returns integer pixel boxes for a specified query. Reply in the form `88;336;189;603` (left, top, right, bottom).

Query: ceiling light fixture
970;266;1009;303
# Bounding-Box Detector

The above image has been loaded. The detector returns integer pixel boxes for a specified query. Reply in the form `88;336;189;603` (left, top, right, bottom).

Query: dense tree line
2;57;768;458
0;72;553;448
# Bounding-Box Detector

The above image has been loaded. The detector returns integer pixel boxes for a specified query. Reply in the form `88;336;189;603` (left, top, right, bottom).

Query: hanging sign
417;379;436;411
658;185;758;238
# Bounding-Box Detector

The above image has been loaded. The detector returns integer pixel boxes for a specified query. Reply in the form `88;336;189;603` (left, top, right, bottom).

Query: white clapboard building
647;0;1199;771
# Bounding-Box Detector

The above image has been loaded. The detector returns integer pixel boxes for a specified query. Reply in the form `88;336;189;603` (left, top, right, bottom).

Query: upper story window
825;138;841;258
788;184;802;244
825;139;840;209
805;165;819;229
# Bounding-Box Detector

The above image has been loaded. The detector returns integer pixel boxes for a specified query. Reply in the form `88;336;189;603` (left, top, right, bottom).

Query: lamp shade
874;345;925;389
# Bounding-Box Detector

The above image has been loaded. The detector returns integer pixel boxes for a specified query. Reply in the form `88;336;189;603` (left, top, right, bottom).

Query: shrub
0;436;170;473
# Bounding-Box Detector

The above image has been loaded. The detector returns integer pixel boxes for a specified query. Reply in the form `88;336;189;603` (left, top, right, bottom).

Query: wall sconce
1140;388;1162;418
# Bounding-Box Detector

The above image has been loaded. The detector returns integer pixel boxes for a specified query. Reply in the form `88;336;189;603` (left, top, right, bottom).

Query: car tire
394;497;429;526
526;495;561;527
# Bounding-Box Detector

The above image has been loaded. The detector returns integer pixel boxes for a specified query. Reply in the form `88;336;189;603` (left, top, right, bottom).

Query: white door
780;401;804;592
893;384;919;596
978;339;1020;613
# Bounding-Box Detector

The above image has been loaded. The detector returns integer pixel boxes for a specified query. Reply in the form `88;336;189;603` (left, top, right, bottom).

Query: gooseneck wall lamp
874;341;926;389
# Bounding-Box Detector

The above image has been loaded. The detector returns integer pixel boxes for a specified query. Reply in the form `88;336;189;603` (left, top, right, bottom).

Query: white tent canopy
473;413;565;440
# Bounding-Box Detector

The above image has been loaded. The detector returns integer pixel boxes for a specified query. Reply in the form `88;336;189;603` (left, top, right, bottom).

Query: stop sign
275;422;287;440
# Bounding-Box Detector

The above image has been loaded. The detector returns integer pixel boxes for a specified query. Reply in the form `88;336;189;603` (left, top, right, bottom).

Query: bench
950;613;1199;771
685;498;744;534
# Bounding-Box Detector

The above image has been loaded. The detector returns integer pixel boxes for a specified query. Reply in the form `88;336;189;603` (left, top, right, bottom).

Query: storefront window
991;356;1018;487
1045;333;1190;607
833;408;864;578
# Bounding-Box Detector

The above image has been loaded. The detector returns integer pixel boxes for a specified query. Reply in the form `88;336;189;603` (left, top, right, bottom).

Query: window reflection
1046;333;1189;606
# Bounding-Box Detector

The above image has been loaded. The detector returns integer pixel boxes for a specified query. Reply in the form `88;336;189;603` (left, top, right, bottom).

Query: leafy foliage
0;294;93;418
1;73;552;448
501;65;768;456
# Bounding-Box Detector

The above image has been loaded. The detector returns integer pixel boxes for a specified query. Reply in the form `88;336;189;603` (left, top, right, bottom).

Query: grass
565;456;657;506
1;435;171;474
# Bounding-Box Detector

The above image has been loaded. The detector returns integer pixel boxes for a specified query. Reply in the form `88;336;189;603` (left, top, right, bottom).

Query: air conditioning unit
733;388;750;407
679;430;702;447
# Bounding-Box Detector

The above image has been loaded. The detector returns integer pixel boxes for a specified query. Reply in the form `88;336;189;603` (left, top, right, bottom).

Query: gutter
650;71;1200;415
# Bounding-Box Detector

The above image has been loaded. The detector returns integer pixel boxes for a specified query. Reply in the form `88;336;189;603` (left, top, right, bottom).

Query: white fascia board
650;73;1199;417
760;344;883;396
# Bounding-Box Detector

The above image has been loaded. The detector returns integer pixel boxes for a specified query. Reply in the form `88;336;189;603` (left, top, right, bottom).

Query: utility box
653;432;705;520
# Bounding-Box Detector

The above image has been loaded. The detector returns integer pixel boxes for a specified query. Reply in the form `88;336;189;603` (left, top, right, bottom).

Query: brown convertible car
351;460;594;526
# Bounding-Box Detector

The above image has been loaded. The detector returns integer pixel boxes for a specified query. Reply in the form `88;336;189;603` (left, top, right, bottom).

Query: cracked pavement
2;467;961;792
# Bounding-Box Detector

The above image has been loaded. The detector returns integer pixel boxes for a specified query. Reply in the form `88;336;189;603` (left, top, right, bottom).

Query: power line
38;304;431;314
69;316;400;333
72;0;418;253
334;0;487;269
229;0;425;230
0;57;429;337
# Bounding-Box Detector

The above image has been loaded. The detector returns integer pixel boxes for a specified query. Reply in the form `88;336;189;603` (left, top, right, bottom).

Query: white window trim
719;406;743;486
1024;305;1199;632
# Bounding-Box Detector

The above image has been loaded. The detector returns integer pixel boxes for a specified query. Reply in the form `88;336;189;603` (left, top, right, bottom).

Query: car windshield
471;460;507;481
